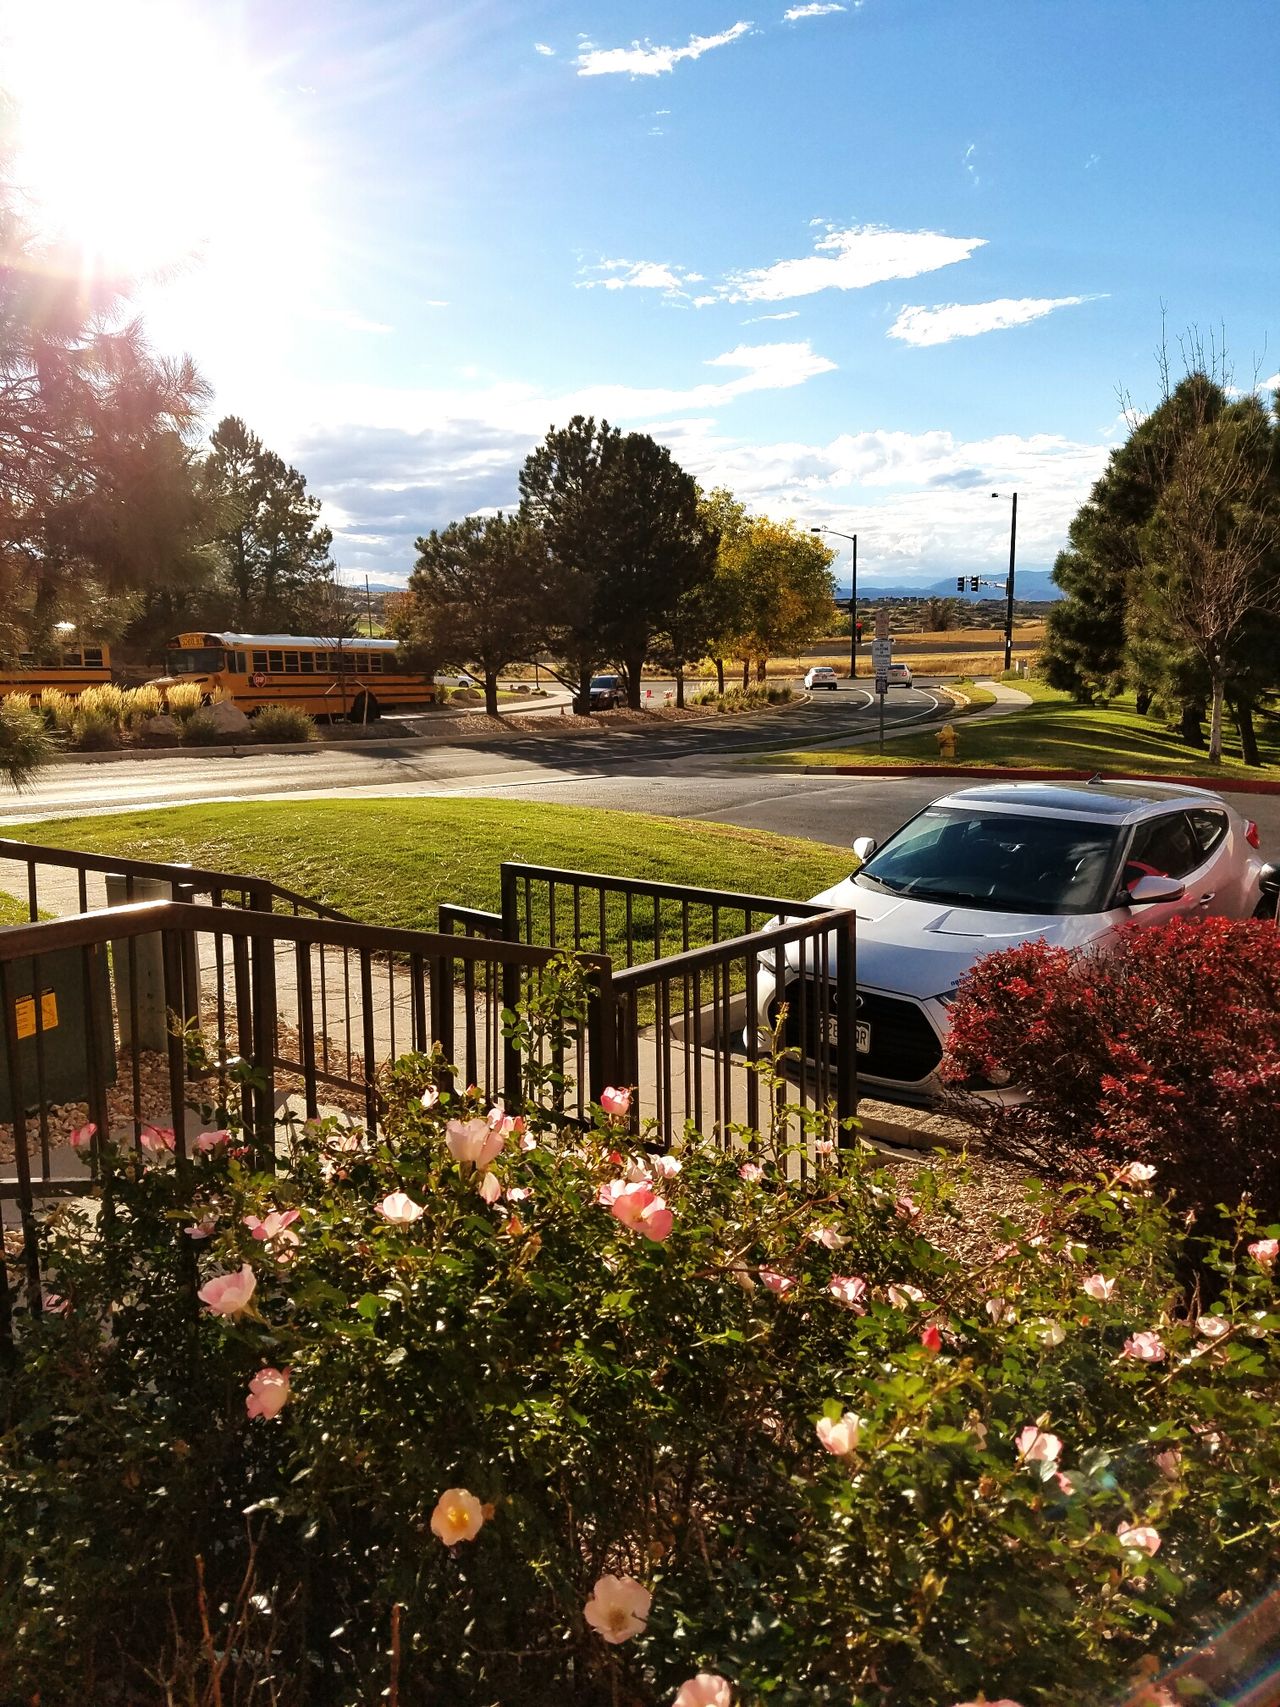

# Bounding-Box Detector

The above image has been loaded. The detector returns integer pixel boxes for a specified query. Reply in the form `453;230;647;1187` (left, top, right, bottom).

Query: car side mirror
1126;873;1185;905
852;836;877;864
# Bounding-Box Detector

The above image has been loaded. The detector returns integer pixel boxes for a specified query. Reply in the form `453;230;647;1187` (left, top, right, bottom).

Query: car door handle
1196;892;1215;906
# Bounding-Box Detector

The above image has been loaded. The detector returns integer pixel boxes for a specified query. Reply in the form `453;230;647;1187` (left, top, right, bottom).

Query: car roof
932;779;1231;824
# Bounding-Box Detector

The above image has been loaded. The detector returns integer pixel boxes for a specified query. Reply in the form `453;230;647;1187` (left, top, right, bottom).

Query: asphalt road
3;684;1279;860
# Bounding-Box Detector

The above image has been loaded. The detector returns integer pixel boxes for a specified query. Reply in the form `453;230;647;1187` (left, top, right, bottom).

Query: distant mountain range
833;570;1063;602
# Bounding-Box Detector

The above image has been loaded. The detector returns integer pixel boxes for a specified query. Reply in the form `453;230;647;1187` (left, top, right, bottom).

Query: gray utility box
0;943;117;1121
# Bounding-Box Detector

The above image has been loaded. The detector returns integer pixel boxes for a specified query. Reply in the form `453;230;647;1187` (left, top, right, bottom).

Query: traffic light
855;621;864;643
956;577;964;592
969;576;980;592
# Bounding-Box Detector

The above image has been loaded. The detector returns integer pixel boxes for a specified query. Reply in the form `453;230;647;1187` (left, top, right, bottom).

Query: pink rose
887;1283;925;1307
673;1675;733;1707
894;1194;921;1221
813;1139;835;1158
759;1268;796;1297
244;1209;301;1243
195;1129;231;1153
1247;1238;1279;1267
738;1161;763;1183
1154;1447;1182;1479
1117;1161;1156;1186
446;1116;503;1170
198;1264;256;1316
583;1573;650;1644
815;1412;862;1456
610;1183;673;1242
1015;1424;1063;1464
1122;1330;1167;1363
141;1123;175;1155
808;1225;848;1250
246;1367;290;1420
653;1154;682;1178
828;1275;868;1312
378;1191;424;1225
919;1321;943;1354
421;1086;439;1110
477;1171;502;1205
1082;1274;1116;1301
430;1487;486;1545
1116;1521;1161;1557
1196;1314;1231;1340
184;1215;218;1239
69;1121;96;1153
600;1086;632;1122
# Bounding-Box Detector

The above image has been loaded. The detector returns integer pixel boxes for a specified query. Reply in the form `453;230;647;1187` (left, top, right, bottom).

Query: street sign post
870;636;893;675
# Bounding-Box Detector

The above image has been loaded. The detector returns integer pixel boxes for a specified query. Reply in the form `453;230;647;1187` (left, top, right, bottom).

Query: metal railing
1;844;858;1339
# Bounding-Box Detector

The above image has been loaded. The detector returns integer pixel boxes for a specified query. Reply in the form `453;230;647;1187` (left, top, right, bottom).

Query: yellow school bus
155;632;436;721
0;643;112;703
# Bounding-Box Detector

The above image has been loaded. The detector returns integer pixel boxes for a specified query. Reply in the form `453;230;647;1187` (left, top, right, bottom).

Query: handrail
500;860;838;919
0;836;351;921
0;899;609;974
610;906;855;992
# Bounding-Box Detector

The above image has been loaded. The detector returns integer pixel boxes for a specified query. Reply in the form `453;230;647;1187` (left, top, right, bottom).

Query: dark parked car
584;674;626;711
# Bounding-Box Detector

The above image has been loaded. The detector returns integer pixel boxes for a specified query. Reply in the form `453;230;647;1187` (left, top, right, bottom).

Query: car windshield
856;806;1123;915
591;676;619;688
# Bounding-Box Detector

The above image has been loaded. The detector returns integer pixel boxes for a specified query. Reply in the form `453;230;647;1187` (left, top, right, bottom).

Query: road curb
770;761;1280;796
47;695;807;767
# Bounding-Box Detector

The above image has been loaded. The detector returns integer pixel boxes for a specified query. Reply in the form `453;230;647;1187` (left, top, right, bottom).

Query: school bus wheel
350;691;381;723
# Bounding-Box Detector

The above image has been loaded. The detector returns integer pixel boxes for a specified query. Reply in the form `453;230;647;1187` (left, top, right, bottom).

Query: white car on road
756;779;1270;1105
804;666;839;691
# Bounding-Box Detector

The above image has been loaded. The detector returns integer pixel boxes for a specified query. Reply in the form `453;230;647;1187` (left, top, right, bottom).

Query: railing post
585;959;616;1110
247;886;278;1168
835;908;858;1139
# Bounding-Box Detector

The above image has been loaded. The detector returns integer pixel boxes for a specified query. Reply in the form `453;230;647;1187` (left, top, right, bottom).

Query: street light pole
991;492;1017;673
812;526;858;678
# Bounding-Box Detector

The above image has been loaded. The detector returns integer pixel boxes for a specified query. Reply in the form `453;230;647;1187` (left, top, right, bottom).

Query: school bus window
295;651;312;673
267;650;284;672
167;646;223;675
284;652;300;673
235;653;247;671
353;652;367;671
83;647;103;667
368;653;383;673
252;651;268;671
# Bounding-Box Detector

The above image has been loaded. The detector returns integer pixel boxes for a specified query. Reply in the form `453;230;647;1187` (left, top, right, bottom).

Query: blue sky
9;0;1279;586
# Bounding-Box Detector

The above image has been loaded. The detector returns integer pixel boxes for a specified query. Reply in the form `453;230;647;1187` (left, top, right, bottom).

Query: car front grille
777;979;943;1086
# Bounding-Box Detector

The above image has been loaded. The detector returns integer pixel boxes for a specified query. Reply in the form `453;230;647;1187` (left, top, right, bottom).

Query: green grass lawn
761;682;1280;778
10;800;854;939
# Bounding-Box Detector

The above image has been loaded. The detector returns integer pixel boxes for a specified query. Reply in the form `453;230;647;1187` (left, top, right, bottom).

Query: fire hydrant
936;722;957;761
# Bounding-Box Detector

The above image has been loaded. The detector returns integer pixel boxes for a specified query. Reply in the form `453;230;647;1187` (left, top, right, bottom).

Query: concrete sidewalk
800;679;1033;754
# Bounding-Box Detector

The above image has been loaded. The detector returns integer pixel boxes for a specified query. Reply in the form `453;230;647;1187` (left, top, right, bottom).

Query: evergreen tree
396;513;542;717
204;417;335;632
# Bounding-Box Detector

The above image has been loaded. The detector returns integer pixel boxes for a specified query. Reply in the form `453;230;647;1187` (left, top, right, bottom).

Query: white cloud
963;142;979;187
578;258;698;296
575;21;752;78
533;41;555;56
744;310;800;323
783;2;846;18
888;294;1101;347
1259;371;1280;391
722;223;985;303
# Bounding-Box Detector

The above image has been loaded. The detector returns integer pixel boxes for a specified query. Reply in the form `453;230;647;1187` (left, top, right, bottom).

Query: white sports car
756;779;1272;1106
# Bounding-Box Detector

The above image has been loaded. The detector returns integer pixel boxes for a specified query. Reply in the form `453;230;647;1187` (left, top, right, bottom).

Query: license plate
856;1021;871;1054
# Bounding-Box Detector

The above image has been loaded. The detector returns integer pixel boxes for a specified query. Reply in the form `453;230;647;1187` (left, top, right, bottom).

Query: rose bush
1;1045;1278;1705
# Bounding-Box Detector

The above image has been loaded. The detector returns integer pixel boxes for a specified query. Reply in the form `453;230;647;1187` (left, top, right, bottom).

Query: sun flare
3;0;314;292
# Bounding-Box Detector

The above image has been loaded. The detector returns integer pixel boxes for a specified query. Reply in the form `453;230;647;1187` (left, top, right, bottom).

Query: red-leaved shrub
943;914;1280;1216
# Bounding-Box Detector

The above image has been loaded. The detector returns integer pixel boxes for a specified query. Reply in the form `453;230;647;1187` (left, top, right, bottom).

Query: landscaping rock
204;699;252;737
138;713;180;746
